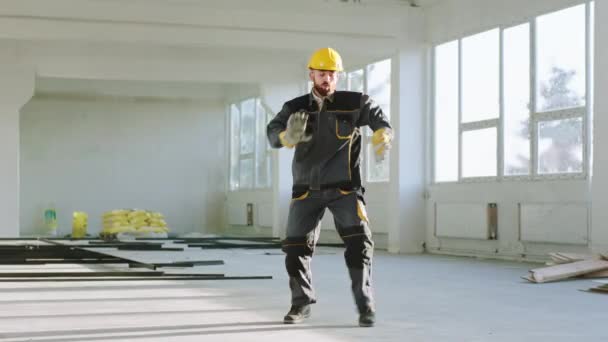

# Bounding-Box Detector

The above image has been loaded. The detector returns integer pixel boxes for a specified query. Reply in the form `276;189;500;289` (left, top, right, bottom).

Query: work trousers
282;188;375;314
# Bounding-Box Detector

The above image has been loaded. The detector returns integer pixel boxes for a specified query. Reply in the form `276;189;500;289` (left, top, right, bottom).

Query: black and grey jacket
267;91;391;193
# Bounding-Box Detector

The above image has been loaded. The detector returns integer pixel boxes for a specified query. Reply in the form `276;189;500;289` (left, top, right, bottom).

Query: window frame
254;98;274;189
228;97;273;191
431;2;593;184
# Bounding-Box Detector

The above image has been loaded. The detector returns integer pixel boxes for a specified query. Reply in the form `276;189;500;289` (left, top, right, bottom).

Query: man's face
309;69;338;97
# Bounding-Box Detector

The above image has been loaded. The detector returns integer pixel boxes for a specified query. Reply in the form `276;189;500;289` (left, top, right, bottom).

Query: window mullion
431;47;437;184
239;103;245;190
228;105;233;191
498;27;505;178
530;19;538;177
584;1;592;177
458;39;463;181
534;107;585;121
363;67;368;183
236;104;241;191
253;101;259;189
461;118;499;131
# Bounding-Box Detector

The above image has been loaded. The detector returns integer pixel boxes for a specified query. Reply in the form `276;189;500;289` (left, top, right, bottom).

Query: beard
313;82;334;97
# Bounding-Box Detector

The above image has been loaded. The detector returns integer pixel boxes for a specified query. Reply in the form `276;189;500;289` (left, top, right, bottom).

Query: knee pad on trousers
282;237;314;256
340;226;374;268
282;237;314;277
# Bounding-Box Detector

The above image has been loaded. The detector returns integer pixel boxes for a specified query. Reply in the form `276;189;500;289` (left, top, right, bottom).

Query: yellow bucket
72;211;88;238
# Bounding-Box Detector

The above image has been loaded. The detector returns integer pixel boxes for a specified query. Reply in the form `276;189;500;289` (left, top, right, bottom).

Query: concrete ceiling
152;0;447;8
0;0;434;99
345;0;447;6
0;0;406;85
34;77;257;102
411;0;447;7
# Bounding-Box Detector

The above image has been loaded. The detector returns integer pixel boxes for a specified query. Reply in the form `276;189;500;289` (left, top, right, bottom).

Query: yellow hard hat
307;47;344;71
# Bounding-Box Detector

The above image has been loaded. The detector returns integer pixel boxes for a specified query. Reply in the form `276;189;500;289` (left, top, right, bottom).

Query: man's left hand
371;128;393;163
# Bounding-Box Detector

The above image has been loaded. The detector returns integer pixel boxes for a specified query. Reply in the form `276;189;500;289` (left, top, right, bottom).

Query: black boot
283;304;311;324
358;310;375;327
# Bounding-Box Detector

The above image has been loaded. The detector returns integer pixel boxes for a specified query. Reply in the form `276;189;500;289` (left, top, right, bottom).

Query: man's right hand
280;112;312;147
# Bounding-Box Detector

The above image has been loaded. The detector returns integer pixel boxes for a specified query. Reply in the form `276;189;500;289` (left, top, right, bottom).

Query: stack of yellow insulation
140;211;169;233
100;209;169;238
101;210;134;236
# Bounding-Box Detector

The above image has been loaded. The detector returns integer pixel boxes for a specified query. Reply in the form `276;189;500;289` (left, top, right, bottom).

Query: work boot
358;310;375;327
283;304;311;324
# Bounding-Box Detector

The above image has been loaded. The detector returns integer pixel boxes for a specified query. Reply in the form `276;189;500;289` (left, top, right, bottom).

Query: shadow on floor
2;321;359;341
0;294;238;305
0;308;276;320
0;284;221;293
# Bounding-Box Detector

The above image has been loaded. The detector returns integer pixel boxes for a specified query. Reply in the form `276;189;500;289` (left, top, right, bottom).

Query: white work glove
282;112;312;146
371;128;393;163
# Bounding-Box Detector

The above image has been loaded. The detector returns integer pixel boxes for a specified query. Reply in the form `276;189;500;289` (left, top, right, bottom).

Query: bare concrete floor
0;247;606;342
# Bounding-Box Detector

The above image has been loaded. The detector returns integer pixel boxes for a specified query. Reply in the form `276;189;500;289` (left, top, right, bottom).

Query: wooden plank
582;269;608;278
521;275;535;282
586;283;608;293
526;259;608;283
585;287;608;294
556;252;594;262
548;253;572;264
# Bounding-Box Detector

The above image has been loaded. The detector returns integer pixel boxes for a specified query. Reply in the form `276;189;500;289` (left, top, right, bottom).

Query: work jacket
267;91;391;194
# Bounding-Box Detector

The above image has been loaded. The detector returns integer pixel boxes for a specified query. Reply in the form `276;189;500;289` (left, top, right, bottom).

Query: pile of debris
523;252;608;292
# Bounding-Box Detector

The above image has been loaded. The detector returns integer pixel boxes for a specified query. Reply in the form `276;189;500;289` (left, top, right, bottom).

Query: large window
229;98;272;191
433;3;593;182
434;41;459;182
504;23;531;176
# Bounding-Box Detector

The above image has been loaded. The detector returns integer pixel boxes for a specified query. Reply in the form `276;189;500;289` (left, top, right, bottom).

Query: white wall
425;0;593;260
0;63;35;237
0;105;20;237
226;191;273;228
591;0;608;252
20;95;226;236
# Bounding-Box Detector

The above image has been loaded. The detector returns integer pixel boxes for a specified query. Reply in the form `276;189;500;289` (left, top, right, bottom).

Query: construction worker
267;47;393;327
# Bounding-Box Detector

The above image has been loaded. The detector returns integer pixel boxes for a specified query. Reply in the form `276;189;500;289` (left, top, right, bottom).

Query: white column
262;81;300;238
591;0;608;252
0;64;35;237
272;149;294;238
388;9;427;253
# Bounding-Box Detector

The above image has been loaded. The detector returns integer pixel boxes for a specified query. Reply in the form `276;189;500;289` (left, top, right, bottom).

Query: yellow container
44;206;58;236
72;211;88;238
